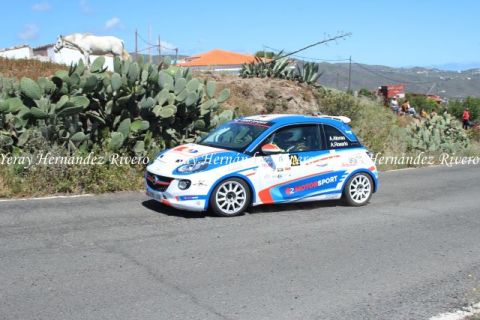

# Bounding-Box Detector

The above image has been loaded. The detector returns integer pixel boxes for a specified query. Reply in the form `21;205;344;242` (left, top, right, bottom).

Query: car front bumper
145;173;209;212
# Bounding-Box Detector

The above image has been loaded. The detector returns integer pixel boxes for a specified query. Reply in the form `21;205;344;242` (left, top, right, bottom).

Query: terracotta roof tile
178;49;260;67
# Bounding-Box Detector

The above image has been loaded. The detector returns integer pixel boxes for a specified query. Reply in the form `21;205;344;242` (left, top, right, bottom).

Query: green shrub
448;97;480;121
405;93;440;113
406;113;470;153
358;88;375;99
315;88;403;154
240;56;322;85
254;51;276;59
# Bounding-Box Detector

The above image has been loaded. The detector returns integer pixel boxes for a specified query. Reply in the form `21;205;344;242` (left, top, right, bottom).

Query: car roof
239;114;347;127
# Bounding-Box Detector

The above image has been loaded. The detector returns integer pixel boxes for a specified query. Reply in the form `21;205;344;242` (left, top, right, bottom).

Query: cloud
18;24;39;40
105;17;120;29
160;40;177;50
79;0;92;14
32;2;51;12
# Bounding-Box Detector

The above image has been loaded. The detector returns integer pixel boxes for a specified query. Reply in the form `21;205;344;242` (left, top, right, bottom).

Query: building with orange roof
177;49;266;72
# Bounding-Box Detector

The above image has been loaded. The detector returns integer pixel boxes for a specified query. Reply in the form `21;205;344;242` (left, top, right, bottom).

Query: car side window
266;125;321;153
323;125;352;149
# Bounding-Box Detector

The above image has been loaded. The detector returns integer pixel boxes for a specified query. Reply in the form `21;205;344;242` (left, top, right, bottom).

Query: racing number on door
289;154;301;166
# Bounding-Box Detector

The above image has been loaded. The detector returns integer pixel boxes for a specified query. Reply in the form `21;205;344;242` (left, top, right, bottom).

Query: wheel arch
341;169;378;194
204;174;256;211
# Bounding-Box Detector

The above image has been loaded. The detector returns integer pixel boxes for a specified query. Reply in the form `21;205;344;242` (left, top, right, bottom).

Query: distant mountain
314;62;480;98
428;62;480;72
130;53;479;98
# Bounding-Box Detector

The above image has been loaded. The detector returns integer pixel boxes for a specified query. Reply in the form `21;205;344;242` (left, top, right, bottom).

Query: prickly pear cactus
407;113;470;153
0;56;234;155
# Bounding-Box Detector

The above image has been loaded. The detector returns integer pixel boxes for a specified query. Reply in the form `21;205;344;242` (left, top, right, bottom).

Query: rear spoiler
313;114;352;124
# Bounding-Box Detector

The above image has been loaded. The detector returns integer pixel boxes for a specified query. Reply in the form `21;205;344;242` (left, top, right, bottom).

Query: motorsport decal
289;154;301;166
263;156;276;170
173;146;199;154
258;170;348;203
278;171;346;200
176;195;208;201
234;118;274;127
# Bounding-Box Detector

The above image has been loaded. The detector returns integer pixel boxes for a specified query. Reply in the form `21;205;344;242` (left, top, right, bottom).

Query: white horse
54;33;130;66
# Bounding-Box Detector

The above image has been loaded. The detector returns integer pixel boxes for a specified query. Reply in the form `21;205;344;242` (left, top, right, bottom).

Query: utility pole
347;55;352;92
134;29;138;60
158;35;161;64
148;25;152;63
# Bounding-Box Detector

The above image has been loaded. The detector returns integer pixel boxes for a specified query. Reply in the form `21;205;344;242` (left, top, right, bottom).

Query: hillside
315;61;480;98
0;57;66;79
1;57;479;98
199;71;321;115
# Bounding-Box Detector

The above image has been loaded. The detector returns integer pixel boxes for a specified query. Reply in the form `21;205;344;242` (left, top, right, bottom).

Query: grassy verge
0;149;144;198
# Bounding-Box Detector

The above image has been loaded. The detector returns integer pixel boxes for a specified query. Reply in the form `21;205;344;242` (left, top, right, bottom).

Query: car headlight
177;160;209;174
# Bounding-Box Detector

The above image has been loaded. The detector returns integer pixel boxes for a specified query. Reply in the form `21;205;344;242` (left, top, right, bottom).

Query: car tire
210;178;251;217
342;172;373;206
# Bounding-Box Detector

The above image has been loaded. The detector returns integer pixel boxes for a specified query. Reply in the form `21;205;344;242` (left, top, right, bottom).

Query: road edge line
429;302;480;320
0;194;94;203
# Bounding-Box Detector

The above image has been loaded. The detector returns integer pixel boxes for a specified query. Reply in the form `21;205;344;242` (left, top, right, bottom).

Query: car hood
147;143;244;176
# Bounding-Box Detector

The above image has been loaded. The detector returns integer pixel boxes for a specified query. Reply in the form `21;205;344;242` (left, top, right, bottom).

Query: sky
1;0;479;69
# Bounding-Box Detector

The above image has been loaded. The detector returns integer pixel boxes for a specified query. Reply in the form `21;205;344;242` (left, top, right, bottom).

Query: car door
320;124;361;194
255;124;328;204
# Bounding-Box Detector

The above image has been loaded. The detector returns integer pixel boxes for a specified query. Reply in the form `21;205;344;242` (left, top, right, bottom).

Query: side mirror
261;143;284;155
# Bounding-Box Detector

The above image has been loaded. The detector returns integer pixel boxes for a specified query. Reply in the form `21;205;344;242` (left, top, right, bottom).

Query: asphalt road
1;165;480;320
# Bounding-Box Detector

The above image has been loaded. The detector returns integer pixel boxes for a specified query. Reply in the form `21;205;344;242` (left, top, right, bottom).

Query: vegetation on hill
0;57;66;79
449;96;480;121
0;57;479;198
0;57;233;156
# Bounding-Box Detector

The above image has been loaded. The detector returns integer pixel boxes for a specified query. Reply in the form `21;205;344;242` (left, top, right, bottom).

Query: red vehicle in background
378;85;405;106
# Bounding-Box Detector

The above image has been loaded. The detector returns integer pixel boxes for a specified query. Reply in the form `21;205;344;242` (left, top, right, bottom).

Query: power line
352;61;438;85
136;32;177;51
261;44;441;87
262;45;350;62
274;33;352;61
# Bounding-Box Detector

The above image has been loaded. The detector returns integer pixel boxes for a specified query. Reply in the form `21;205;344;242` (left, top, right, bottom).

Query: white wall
0;47;32;59
48;47;114;71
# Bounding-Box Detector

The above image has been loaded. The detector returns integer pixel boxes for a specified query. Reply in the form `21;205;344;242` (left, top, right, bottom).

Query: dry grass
0;162;144;199
0;57;66;79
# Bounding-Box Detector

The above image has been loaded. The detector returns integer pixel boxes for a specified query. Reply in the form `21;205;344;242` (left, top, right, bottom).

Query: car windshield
198;121;269;152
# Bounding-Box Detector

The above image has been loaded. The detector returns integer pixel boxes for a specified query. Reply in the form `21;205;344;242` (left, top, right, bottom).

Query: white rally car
146;114;378;216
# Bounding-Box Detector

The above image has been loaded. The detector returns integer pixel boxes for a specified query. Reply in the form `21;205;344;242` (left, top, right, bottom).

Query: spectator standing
463;108;471;129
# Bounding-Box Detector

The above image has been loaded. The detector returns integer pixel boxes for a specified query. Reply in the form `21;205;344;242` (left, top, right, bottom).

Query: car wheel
343;173;373;206
210;178;251;217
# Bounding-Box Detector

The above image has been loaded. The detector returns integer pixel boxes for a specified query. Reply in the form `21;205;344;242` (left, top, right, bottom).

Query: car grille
145;171;174;192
